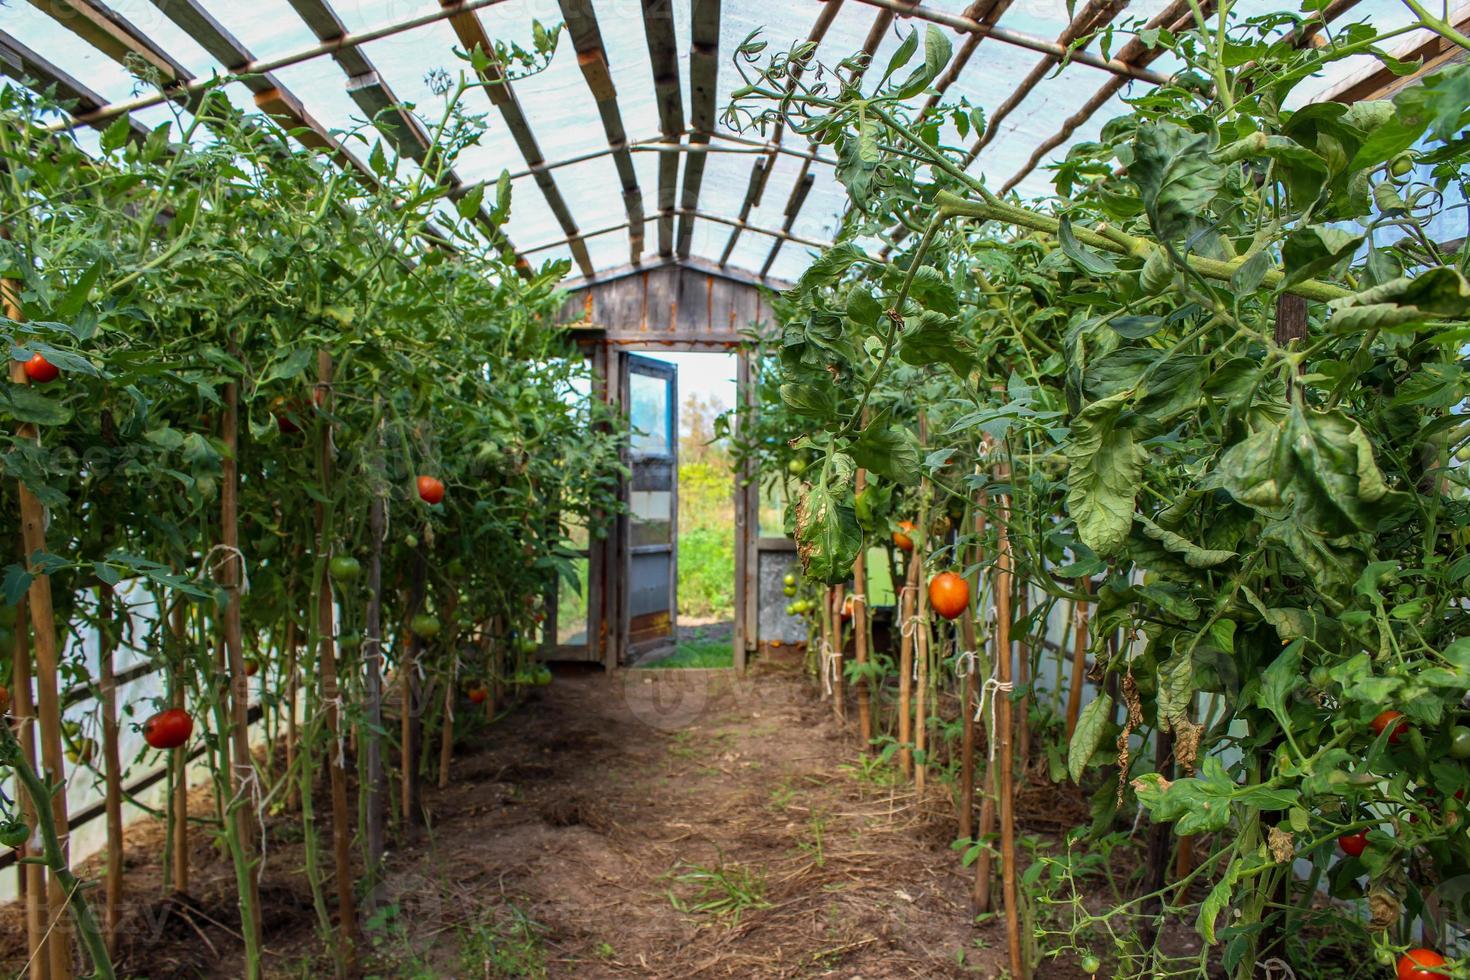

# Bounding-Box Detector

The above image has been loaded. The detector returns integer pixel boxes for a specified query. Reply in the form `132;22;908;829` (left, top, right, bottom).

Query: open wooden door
623;353;678;661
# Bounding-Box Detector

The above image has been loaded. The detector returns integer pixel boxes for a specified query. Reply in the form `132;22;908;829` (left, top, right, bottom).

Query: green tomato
519;637;540;656
787;457;807;477
1079;953;1102;975
447;557;467;577
1450;726;1470;760
785;603;797;616
0;819;29;849
403;533;419;549
328;556;362;583
783;585;797;597
338;632;363;652
1390;153;1415;177
1309;666;1332;689
782;572;797;587
534;665;553;687
411;613;441;639
853;487;875;527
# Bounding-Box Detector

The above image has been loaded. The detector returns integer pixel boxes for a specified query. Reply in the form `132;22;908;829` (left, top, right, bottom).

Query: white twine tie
198;544;250;594
954;650;978;678
229;761;268;874
820;640;838;696
974;668;1016;761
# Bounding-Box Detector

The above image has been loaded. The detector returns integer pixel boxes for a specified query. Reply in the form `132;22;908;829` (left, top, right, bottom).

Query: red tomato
467;686;487;705
23;353;59;384
1397;949;1449;979
1337;832;1368;857
892;520;915;553
243;658;260;677
928;571;970;620
142;708;193;750
417;475;445;504
1372;710;1408;744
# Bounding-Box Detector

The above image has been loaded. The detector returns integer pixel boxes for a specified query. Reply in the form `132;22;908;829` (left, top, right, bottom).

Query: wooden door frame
584;338;756;672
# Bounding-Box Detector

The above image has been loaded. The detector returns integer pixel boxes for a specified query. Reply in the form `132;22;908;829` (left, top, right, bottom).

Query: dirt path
0;657;1082;978
356;658;1009;978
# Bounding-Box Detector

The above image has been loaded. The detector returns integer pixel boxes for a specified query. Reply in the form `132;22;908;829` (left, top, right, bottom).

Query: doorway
624;350;739;668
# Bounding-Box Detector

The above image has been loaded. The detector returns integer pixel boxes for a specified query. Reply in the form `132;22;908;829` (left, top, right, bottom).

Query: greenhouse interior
0;0;1469;976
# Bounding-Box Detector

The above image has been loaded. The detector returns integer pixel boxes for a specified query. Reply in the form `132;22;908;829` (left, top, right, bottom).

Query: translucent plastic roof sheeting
8;0;1423;285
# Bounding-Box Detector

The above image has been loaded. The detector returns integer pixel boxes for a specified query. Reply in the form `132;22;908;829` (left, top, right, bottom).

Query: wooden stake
14;597;50;980
169;601;188;895
957;495;987;842
98;588;123;954
315;352;359;967
992;476;1025;979
282;610;299;812
851;470;872;750
830;585;846;722
362;444;387;906
8;271;75;980
1065;577;1091;737
896;556;919;779
1015;582;1031;776
220;382;264;974
914;414;931;796
402;551;428;830
436;593;460;788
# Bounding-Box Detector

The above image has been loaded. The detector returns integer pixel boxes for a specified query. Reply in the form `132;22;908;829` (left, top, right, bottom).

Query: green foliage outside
677;394;736;621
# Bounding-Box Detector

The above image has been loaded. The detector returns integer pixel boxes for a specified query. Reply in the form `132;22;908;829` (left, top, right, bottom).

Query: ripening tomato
1337;831;1368;857
929;571;970;620
243;658;260;677
23;353;59;384
1397;949;1449;979
0;818;30;849
467;686;487;705
0;684;9;716
1372;710;1408;744
328;556;362;583
893;520;915;553
416;475;445;504
840;595;856;620
143;708;193;750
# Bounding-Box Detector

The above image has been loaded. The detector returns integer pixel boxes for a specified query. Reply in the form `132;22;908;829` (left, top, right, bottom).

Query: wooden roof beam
758;172;815;277
346;73;525;264
997;0;1204;195
0;31;151;141
558;0;646;266
1324;2;1470;102
26;0;203;113
676;0;721;259
717;0;843;266
437;1;594;277
920;0;1016;118
641;0;685;257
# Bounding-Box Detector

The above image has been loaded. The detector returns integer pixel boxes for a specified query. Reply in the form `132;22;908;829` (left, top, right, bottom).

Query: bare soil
0;654;1096;979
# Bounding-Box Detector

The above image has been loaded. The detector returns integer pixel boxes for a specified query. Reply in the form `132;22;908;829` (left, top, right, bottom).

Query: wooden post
830;585;846;722
957;496;986;842
1065;578;1091;736
282;611;299;811
8;270;75;980
220;382;264;974
852;469;872;750
896;556;919;779
14;598;49;979
402;551;428;831
98;588;123;954
1015;583;1031;776
362;447;387;906
437;594;460;788
1139;727;1175;952
169;601;188;895
914;414;931;796
315;352;358;967
992;475;1025;979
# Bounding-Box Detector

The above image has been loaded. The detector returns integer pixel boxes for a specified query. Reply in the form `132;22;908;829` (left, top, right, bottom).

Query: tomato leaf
1065;392;1151;557
1067;694;1113;782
